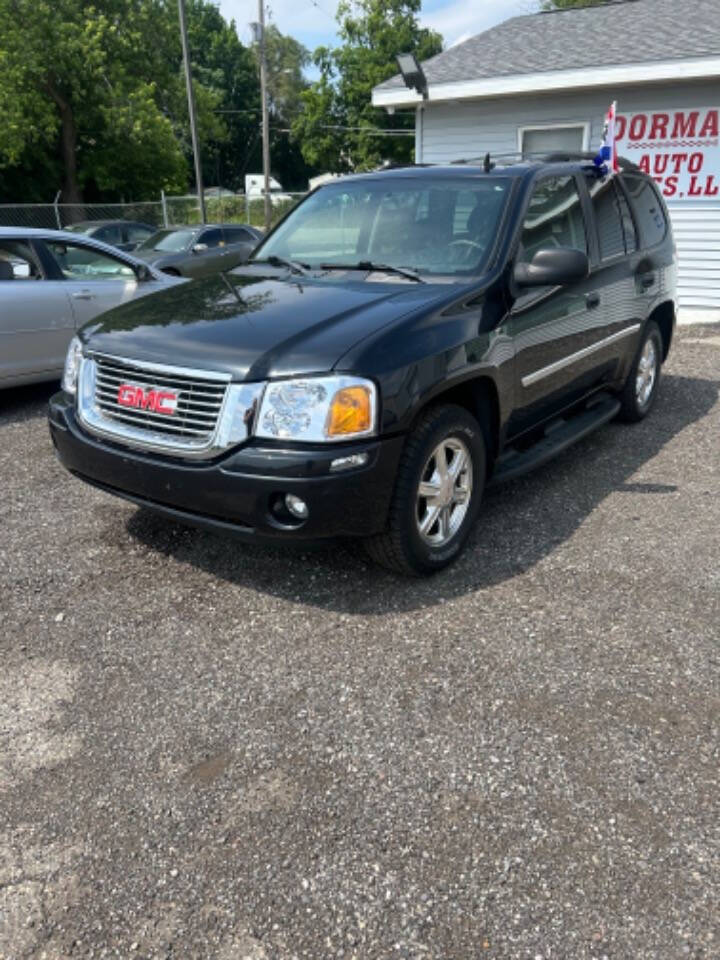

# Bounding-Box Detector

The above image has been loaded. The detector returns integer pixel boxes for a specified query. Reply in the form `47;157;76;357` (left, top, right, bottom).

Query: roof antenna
483;152;494;173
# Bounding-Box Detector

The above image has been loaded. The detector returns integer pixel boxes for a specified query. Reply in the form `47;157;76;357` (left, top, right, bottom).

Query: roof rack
372;152;642;174
374;160;435;171
540;151;641;172
450;150;641;172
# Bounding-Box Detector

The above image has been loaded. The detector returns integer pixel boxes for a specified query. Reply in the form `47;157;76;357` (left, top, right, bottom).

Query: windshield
252;176;510;277
66;224;95;235
138;229;197;253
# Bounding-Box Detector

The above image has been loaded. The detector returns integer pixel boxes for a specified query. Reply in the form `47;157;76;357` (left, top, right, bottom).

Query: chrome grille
92;356;227;440
76;353;243;459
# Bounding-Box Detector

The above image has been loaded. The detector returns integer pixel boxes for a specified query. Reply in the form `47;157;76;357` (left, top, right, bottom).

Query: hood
80;269;453;381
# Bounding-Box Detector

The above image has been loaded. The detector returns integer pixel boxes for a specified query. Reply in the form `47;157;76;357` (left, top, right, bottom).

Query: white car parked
0;227;185;389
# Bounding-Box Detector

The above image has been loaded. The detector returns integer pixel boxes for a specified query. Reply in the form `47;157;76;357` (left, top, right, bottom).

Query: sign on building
616;108;719;200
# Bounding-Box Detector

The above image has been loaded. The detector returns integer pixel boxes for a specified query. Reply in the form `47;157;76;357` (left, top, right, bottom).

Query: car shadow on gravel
124;372;718;614
0;381;58;424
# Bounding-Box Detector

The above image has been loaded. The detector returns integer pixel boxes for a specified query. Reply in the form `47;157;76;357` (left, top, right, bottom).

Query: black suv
50;157;676;574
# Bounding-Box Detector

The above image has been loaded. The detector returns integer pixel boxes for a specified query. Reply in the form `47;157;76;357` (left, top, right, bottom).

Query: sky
218;0;536;69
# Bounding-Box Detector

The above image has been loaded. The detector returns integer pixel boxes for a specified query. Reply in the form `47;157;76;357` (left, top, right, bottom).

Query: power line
306;0;335;19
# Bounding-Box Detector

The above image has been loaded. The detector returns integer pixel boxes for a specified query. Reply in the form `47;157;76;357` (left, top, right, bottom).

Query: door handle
72;290;95;300
639;273;655;289
585;292;600;309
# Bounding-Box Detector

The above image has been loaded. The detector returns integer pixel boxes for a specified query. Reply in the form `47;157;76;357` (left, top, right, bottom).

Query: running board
490;394;621;486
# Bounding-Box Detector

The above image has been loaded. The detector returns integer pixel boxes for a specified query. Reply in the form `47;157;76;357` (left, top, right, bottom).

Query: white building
373;0;720;318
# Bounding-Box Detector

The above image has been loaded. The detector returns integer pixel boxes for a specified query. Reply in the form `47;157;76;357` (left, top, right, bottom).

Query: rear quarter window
622;174;667;249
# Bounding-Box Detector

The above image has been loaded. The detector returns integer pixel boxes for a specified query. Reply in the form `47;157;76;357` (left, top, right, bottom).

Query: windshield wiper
251;255;311;276
319;261;425;283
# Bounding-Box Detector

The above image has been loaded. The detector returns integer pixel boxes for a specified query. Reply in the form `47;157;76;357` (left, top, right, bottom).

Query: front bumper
49;392;404;543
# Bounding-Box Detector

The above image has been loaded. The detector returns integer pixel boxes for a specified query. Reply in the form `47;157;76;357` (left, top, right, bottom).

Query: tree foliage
251;25;315;190
0;0;264;202
0;1;186;201
294;0;442;172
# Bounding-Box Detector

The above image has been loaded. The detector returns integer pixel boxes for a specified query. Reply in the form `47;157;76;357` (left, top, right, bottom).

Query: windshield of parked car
138;229;197;253
252;176;510;277
66;224;96;235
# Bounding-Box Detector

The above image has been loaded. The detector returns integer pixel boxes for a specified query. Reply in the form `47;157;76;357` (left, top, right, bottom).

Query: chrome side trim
521;324;641;388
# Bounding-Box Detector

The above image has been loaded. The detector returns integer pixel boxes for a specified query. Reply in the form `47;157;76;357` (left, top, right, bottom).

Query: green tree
293;0;442;172
178;0;261;194
254;24;316;189
0;0;192;202
0;0;266;203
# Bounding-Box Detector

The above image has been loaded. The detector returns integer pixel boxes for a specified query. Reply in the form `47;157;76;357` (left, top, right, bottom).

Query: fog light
285;494;309;519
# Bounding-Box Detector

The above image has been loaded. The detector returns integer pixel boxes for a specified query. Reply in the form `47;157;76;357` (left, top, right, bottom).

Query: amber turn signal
327;386;372;436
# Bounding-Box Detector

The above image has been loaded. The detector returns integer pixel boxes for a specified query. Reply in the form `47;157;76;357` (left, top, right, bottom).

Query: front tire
364;404;485;575
618;320;662;422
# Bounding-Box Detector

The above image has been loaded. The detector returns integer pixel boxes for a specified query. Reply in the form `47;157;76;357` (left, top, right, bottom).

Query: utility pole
178;0;206;224
258;0;271;233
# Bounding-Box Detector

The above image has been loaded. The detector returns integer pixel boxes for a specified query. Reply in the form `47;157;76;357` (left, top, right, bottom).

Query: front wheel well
648;301;675;361
410;377;500;474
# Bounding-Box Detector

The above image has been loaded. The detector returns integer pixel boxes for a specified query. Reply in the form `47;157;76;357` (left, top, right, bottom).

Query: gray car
65;219;157;252
134;223;263;278
0;227;184;389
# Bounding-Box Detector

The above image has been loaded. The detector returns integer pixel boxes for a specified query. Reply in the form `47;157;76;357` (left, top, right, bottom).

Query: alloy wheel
416;437;473;547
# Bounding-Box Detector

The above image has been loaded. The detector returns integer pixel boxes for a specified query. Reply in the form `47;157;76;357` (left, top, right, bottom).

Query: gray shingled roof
375;0;720;92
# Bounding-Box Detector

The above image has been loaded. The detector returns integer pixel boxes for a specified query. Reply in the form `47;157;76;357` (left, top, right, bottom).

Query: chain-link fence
0;201;166;230
0;192;307;232
165;193;306;229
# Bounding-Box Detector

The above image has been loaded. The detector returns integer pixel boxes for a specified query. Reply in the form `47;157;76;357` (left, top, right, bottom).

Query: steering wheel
448;238;484;264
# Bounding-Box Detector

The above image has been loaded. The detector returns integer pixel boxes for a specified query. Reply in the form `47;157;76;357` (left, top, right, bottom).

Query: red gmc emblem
117;383;179;415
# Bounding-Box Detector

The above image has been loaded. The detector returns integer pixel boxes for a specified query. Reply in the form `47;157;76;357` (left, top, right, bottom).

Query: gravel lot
1;324;718;959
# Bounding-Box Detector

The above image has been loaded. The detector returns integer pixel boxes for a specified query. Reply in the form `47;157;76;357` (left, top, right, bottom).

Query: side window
622;174;667;249
615;184;638;253
126;224;154;242
95;225;123;246
198;228;223;249
45;241;136;280
0;240;44;280
223;227;252;244
585;176;625;260
518;175;587;263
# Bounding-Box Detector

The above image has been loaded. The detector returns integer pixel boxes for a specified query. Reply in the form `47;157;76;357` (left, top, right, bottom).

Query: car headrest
0;260;15;280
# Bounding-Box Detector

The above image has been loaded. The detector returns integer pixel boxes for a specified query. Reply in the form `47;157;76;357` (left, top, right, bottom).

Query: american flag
594;101;619;175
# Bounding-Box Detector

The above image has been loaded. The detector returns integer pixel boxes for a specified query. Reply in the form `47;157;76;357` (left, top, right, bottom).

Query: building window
519;124;589;158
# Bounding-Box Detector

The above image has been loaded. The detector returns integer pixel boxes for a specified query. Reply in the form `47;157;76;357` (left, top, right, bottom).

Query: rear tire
364;404;485;576
618;320;662;422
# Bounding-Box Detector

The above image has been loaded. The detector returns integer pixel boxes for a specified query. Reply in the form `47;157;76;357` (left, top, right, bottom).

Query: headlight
62;336;83;394
256;375;377;442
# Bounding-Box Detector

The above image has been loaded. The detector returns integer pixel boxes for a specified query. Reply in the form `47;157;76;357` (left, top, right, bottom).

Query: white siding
419;81;720;308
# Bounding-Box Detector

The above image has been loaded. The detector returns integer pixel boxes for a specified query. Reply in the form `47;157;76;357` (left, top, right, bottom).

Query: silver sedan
0;227;185;389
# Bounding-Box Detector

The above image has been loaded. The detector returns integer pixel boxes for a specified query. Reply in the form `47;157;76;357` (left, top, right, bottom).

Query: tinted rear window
622;174;667;249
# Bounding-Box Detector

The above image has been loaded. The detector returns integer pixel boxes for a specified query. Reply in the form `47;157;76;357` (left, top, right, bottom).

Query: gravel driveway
1;325;718;959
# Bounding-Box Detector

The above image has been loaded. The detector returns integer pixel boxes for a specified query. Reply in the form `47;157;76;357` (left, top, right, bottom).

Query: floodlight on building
396;53;428;99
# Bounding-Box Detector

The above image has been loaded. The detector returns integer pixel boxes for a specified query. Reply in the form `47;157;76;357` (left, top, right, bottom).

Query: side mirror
514;247;589;288
192;242;208;254
134;263;152;282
